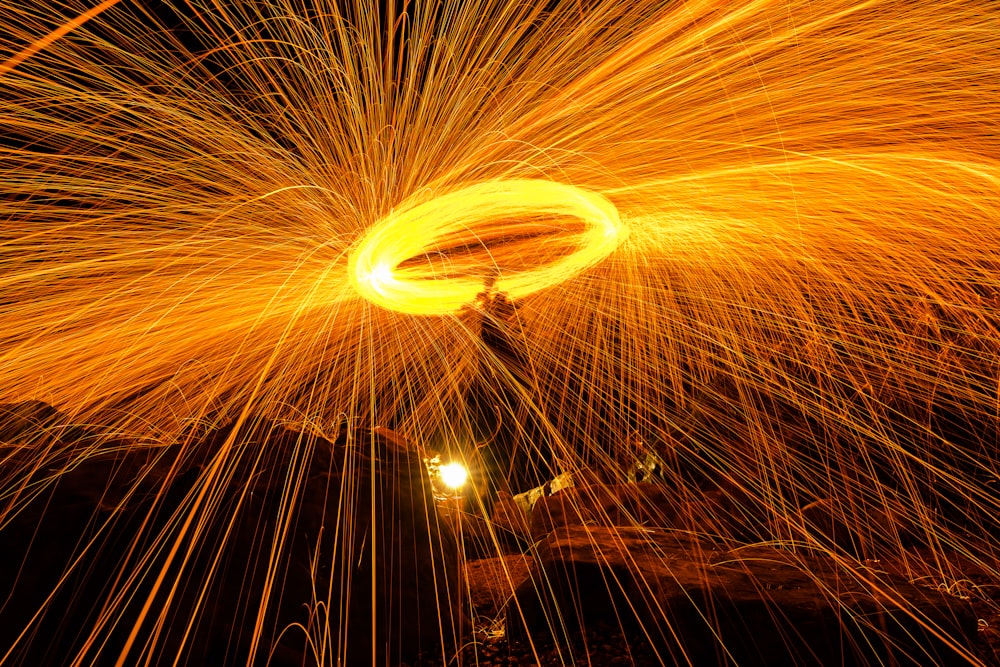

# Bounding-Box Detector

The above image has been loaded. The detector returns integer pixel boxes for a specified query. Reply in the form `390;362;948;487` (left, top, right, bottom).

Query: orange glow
1;0;998;664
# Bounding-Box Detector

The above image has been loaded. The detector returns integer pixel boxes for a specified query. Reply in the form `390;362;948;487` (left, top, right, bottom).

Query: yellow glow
348;179;626;315
438;462;469;490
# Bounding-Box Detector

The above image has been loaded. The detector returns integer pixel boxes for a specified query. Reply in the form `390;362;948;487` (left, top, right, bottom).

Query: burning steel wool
348;179;626;315
1;0;999;665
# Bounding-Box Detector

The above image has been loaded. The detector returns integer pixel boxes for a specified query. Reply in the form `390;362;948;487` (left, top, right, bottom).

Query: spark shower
1;0;999;665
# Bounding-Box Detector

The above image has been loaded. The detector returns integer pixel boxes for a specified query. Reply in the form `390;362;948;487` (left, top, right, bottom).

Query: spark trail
1;0;999;664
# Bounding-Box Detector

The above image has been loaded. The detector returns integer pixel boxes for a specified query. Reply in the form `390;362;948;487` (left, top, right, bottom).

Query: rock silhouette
0;403;466;666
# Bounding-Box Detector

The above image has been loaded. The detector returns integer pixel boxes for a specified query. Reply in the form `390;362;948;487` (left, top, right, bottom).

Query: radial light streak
1;0;999;665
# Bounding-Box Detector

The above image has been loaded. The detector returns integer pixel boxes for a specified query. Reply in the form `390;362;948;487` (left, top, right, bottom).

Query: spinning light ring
348;179;626;315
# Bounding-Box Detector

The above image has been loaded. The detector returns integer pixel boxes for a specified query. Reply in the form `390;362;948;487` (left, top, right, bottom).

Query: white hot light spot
365;262;395;296
439;462;469;490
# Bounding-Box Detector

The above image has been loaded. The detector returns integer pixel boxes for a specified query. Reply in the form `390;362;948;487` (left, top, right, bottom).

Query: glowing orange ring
348;179;626;315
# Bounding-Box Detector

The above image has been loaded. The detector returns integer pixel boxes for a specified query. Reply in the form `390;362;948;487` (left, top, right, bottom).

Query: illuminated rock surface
528;483;753;544
509;524;980;666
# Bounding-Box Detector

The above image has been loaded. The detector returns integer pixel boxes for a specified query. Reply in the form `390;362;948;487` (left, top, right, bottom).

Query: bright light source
439;462;468;490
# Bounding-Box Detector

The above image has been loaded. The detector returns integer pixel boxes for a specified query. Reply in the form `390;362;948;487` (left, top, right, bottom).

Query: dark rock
441;503;493;559
491;491;531;544
798;497;921;554
0;418;466;666
528;483;751;543
465;553;533;619
529;484;601;540
0;400;65;436
437;490;531;559
509;525;979;666
0;400;97;444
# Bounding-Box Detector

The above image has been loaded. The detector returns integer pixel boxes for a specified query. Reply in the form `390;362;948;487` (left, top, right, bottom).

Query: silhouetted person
468;276;556;500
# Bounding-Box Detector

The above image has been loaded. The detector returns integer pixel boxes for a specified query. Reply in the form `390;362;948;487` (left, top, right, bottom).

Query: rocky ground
433;547;1000;667
1;400;998;666
425;483;1000;667
408;554;1000;667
